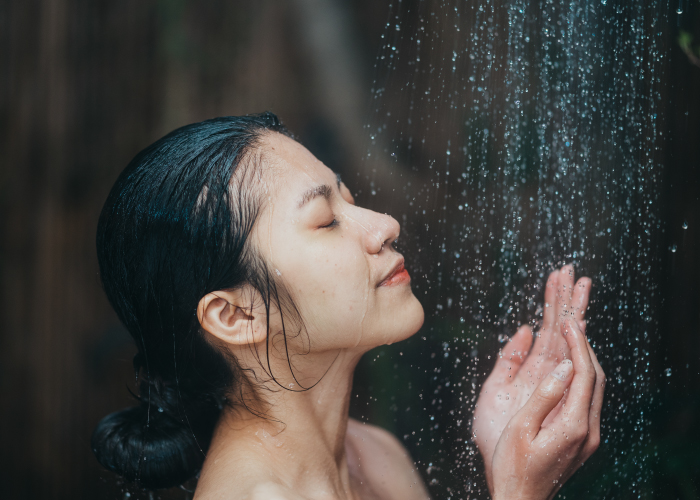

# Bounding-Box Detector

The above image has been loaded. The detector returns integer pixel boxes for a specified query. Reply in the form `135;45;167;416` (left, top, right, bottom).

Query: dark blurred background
0;1;698;499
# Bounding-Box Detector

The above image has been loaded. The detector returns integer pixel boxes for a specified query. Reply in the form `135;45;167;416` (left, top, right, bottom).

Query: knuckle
535;385;559;404
572;430;588;444
570;425;589;443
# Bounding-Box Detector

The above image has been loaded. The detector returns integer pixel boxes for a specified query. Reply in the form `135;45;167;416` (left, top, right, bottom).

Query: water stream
362;0;669;497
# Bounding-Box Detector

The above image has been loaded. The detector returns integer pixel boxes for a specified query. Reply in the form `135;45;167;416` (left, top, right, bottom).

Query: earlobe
197;290;267;346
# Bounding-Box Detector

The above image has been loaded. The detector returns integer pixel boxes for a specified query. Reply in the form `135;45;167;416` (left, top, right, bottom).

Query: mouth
378;257;411;287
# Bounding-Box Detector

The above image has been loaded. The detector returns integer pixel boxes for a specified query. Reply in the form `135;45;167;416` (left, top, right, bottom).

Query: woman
93;113;605;500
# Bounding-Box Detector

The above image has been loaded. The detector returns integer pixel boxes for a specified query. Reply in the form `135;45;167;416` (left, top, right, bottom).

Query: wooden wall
0;0;697;498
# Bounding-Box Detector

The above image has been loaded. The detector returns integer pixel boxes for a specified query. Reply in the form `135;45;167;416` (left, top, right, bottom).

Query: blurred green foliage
678;30;700;67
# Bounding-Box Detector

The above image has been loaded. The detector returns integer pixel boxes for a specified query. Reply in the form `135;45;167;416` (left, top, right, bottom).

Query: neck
202;348;364;499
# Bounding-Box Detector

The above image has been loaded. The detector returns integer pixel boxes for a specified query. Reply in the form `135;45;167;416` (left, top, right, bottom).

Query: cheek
280;237;373;346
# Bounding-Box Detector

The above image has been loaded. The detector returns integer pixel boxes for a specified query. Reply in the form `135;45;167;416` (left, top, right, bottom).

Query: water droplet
682;221;688;229
498;333;509;343
665;368;672;377
671;245;677;253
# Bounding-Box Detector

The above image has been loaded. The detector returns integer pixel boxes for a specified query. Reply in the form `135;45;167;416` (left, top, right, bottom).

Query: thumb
515;359;574;440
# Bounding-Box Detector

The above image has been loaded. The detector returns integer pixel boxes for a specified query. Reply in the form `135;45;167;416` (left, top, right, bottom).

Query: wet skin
472;265;605;490
195;132;427;500
193;133;605;500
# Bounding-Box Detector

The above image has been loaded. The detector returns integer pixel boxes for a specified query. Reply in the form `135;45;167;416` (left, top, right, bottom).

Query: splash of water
364;0;667;497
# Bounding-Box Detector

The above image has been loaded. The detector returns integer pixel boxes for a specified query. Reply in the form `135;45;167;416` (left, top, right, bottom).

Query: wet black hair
92;112;293;490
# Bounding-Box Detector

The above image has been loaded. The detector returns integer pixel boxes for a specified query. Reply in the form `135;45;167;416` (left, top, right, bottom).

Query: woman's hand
472;265;591;484
489;318;605;500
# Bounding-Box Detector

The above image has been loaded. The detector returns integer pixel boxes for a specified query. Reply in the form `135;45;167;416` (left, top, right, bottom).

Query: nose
360;209;400;254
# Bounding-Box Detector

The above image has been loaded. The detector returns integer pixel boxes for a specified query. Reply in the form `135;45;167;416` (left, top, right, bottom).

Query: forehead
258;132;336;199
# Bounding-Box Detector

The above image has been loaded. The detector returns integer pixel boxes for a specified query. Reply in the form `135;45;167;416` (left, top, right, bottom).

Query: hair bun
91;405;205;489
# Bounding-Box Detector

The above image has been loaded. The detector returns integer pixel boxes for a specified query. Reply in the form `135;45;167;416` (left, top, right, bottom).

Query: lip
378;257;411;287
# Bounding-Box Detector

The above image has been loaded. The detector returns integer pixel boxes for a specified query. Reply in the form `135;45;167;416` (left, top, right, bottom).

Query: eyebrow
297;173;343;209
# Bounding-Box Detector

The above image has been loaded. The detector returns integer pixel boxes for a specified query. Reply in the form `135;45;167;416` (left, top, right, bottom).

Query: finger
541;270;559;334
560;318;596;422
572;277;592;322
578;319;586;335
490;326;533;382
514;359;574;441
582;342;606;458
557;264;575;327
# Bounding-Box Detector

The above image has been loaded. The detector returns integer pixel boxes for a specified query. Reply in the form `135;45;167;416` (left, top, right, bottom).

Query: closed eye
320;218;338;229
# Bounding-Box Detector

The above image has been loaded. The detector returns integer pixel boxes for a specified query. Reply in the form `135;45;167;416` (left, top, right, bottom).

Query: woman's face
253;133;424;354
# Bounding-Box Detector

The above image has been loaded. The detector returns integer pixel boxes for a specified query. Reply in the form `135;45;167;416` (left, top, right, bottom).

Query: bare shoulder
347;418;410;461
248;482;306;500
195;480;305;500
346;419;430;500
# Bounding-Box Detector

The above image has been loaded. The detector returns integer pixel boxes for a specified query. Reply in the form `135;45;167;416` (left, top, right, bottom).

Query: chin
387;294;425;345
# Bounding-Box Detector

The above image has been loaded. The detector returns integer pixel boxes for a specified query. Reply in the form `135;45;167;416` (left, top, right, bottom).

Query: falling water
362;0;668;498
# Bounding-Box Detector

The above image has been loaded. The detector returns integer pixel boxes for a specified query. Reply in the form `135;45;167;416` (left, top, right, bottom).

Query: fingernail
552;359;573;380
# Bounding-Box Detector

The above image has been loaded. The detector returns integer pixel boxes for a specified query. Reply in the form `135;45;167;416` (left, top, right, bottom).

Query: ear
197;288;267;346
